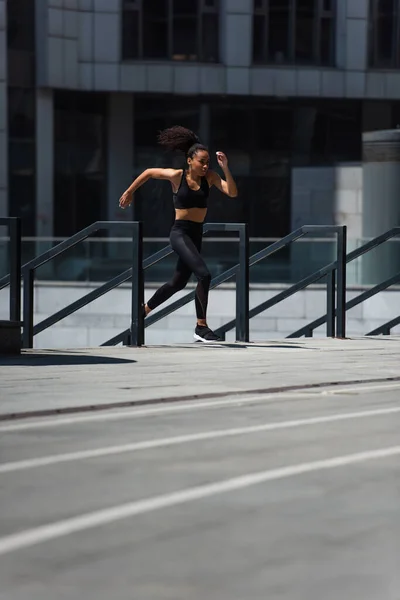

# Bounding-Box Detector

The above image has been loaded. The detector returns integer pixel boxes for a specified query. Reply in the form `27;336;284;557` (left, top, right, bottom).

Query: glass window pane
173;0;198;59
173;19;198;59
378;0;395;13
9;174;36;236
253;15;265;62
202;13;219;62
320;17;333;65
268;6;290;63
295;3;315;62
8;89;35;138
122;9;139;59
376;14;395;65
174;0;197;16
143;1;168;58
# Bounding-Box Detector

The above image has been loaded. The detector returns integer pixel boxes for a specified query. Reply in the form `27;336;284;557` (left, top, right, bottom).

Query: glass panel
8;88;35;138
253;15;266;62
143;0;168;58
295;0;315;63
268;3;291;63
173;0;198;59
375;13;396;66
310;102;361;164
320;17;333;65
54;92;107;237
122;9;139;59
201;13;219;62
9;174;36;236
378;0;395;13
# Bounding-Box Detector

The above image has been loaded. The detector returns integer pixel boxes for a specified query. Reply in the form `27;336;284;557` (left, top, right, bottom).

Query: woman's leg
147;225;210;320
146;257;192;312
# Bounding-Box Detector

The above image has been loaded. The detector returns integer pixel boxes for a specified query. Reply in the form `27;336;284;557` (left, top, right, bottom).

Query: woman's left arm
208;152;238;198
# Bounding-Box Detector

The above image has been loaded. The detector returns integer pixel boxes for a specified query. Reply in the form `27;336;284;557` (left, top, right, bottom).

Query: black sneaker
194;325;221;343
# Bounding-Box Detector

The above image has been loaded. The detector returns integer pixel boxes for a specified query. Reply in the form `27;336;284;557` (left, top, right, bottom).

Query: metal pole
9;218;21;322
22;268;34;348
326;269;335;337
336;226;347;338
130;221;144;347
236;223;249;342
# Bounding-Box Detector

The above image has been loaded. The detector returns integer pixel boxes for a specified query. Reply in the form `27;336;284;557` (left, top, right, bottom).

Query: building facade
1;0;400;244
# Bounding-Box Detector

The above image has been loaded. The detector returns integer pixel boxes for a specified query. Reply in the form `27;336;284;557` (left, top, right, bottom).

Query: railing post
336;226;347;338
326;269;336;337
130;221;144;347
22;267;34;348
236;223;249;342
8;218;21;322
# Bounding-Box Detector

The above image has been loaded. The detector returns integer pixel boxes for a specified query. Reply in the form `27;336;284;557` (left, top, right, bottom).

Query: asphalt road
0;380;399;600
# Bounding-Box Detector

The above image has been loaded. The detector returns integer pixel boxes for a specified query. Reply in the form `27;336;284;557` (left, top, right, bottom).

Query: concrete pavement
1;336;400;418
1;337;400;599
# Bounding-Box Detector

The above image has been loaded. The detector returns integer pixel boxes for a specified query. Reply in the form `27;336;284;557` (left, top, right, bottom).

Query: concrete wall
1;283;399;349
291;164;363;283
31;0;392;100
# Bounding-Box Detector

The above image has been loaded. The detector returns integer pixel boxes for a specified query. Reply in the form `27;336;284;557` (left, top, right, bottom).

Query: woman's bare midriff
175;207;207;223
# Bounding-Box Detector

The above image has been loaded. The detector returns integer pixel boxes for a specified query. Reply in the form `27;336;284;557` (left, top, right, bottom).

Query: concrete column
362;130;400;284
221;0;252;67
36;89;54;238
107;93;134;257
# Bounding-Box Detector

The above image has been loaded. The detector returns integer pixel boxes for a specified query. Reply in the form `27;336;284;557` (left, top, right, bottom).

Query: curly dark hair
157;125;208;157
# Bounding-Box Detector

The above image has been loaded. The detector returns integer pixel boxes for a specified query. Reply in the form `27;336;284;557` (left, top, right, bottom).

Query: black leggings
147;220;211;320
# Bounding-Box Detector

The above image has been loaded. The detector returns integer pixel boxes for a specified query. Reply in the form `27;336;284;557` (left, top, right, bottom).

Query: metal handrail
212;225;347;340
15;221;248;348
103;225;346;345
0;217;21;322
102;223;249;346
20;222;143;348
288;227;400;338
367;314;400;336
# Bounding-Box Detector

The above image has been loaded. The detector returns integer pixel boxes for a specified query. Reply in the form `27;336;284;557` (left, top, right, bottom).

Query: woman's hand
216;151;228;170
119;190;133;209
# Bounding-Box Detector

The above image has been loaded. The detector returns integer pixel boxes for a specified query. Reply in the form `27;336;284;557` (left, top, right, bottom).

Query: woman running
119;126;238;343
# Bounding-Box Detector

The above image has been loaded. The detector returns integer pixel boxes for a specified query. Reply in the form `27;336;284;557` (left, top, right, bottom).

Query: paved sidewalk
1;337;400;418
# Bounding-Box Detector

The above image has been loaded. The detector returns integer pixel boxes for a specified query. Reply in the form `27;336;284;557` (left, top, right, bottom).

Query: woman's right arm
119;168;180;209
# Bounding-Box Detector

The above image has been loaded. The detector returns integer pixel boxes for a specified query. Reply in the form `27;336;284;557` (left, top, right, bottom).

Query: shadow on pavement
0;352;136;366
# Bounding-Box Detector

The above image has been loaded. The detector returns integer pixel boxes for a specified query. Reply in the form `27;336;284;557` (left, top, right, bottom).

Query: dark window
122;0;220;62
7;0;36;235
253;0;335;66
53;92;107;237
369;0;400;67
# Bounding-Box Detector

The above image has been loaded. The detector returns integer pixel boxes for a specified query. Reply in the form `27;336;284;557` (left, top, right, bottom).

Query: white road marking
0;445;399;556
1;381;400;433
1;406;399;474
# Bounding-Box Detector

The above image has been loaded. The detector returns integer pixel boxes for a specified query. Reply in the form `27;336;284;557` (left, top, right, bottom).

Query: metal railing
102;223;249;346
0;217;21;322
288;227;400;338
212;225;347;340
3;222;143;348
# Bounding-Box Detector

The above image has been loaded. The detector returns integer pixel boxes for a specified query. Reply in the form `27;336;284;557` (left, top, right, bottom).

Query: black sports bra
173;171;209;210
